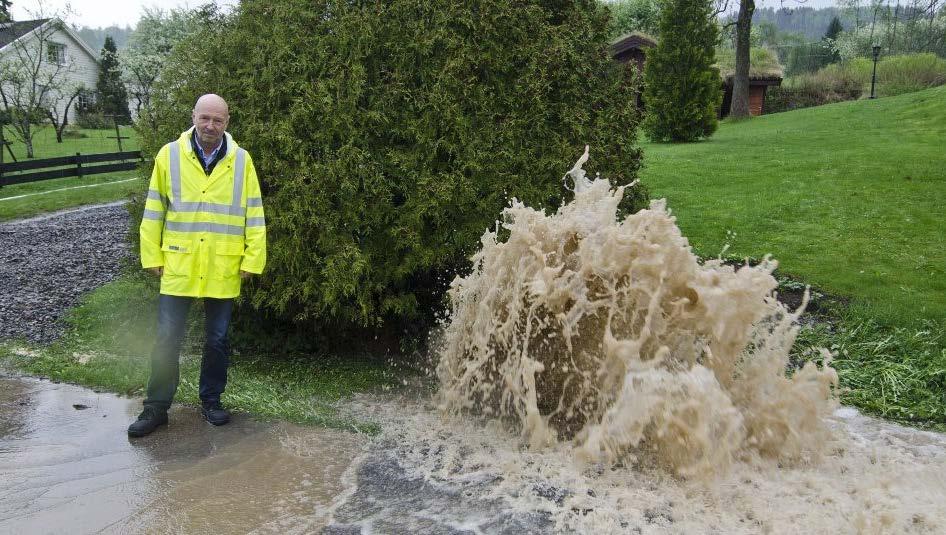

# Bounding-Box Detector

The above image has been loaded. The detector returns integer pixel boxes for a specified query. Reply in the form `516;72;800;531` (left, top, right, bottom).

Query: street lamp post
870;45;882;99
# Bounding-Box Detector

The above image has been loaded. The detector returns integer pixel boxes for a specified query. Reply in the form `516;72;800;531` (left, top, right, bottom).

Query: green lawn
639;85;946;327
1;124;139;161
0;125;144;221
0;172;143;221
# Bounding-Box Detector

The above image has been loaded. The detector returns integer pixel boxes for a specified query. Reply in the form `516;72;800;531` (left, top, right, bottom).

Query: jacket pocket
213;241;244;278
161;238;195;276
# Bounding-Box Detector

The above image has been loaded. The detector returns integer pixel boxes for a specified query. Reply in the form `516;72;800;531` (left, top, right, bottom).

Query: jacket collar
180;127;236;159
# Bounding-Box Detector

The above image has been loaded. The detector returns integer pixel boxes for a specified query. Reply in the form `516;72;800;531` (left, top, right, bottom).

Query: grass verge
0;273;398;433
794;314;946;429
784;287;946;430
0;172;143;222
0;124;145;221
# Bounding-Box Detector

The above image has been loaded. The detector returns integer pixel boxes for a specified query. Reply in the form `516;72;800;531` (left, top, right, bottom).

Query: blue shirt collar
192;130;224;166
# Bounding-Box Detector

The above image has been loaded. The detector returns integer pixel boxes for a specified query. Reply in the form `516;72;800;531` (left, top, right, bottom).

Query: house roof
611;32;657;57
0;18;99;64
0;19;49;49
714;47;784;83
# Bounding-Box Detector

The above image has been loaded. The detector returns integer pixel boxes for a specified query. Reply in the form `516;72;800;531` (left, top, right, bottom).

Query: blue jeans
143;295;234;412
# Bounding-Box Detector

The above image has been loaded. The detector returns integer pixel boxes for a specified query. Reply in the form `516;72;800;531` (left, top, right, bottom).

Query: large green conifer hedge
136;0;647;341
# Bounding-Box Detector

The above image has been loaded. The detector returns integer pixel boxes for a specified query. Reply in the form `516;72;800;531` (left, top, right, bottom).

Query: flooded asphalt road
5;372;946;534
0;374;366;534
0;374;543;535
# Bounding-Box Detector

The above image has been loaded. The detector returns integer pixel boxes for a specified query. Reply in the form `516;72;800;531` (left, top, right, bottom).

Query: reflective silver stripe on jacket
143;209;165;221
164;221;245;236
231;149;246;215
247;197;263;207
246;217;265;227
147;189;168;207
169;142;181;205
172;201;245;217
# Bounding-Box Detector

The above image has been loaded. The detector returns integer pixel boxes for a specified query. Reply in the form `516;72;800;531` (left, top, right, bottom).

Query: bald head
192;94;230;151
194;94;229;116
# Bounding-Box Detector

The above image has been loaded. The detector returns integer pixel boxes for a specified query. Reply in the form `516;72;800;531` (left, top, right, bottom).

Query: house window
77;90;95;112
47;42;66;65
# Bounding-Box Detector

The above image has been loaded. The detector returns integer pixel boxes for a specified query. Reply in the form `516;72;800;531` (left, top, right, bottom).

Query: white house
0;18;100;124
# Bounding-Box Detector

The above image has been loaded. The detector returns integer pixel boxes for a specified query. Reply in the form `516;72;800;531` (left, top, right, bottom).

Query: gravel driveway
0;202;131;343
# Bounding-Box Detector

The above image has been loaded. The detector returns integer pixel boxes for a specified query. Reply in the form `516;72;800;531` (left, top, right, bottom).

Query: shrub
765;53;946;113
75;111;114;129
135;0;647;343
61;126;88;139
764;74;862;113
871;53;946;96
643;0;720;141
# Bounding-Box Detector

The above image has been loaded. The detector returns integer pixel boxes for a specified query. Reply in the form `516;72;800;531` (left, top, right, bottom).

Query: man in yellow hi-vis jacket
129;94;266;438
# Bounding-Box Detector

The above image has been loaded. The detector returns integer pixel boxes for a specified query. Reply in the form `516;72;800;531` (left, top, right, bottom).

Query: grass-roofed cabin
610;39;784;117
714;48;784;117
611;32;657;72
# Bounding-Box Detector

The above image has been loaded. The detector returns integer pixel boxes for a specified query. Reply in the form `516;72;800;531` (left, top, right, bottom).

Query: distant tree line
75;26;134;51
746;3;945;63
834;0;946;59
751;6;854;40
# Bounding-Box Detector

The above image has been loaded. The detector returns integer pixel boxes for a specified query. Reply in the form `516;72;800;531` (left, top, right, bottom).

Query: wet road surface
5;372;946;534
0;374;366;534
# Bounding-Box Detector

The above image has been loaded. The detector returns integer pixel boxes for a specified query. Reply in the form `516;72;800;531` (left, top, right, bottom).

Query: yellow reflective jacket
139;128;266;298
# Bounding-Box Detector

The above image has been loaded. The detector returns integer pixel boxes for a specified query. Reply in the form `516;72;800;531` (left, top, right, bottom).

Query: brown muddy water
3;375;946;534
0;375;365;534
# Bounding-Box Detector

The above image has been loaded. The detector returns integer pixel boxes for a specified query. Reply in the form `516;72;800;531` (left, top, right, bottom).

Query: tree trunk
52;93;78;143
49;111;64;143
20;118;33;158
730;0;754;119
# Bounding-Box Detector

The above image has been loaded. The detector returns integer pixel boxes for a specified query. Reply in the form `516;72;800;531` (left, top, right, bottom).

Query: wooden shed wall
749;86;766;116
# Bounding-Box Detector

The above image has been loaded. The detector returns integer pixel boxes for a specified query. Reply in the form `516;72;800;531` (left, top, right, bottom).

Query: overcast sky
17;0;839;30
12;0;235;28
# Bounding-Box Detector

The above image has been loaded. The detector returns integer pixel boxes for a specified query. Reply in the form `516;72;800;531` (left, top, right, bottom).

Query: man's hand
240;270;253;281
147;267;163;277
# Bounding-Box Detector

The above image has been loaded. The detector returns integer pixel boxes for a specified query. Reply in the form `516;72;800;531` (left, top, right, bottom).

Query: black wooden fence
0;151;144;188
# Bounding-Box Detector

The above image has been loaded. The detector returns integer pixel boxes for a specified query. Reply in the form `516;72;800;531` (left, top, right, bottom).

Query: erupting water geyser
436;147;839;477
